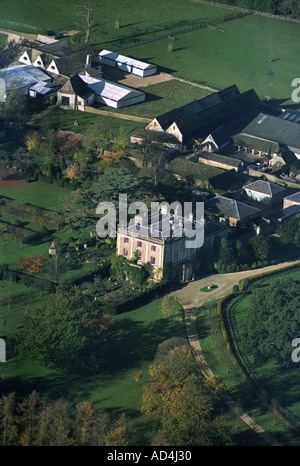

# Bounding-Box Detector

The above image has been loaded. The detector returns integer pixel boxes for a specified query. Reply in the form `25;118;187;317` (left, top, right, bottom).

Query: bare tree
75;1;101;43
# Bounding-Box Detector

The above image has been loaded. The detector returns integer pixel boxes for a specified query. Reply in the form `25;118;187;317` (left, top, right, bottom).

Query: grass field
229;267;300;423
121;14;300;106
197;296;300;446
0;0;233;40
196;266;300;445
0;294;187;445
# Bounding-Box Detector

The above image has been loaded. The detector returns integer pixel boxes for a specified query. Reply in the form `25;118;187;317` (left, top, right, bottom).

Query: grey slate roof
205;195;260;220
263;204;300;221
284;191;300;204
199;151;241;168
243;180;285;196
155;84;241;130
242;113;300;151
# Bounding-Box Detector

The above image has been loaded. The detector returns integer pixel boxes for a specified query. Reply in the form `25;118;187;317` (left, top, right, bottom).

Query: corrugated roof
0;64;51;89
99;50;156;71
80;75;144;102
242;113;300;151
279;109;300;125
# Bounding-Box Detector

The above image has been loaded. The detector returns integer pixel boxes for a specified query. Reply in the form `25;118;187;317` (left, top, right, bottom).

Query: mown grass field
0;293;187;445
196;266;300;446
0;0;233;41
121;13;300;106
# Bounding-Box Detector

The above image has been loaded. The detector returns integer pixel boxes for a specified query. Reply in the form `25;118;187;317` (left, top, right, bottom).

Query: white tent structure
98;50;157;77
0;65;52;102
80;74;145;109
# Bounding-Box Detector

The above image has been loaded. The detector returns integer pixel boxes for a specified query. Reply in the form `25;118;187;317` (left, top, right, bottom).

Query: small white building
98;50;157;77
80;74;145;109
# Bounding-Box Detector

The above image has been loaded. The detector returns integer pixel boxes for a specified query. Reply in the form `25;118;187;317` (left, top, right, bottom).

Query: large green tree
239;278;300;366
18;284;114;373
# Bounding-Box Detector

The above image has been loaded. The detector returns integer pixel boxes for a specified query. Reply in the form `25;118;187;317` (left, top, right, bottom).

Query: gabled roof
262;204;300;221
207;125;230;147
199;151;241;168
59;74;94;99
205;195;260;220
153;85;242;131
243;180;285;196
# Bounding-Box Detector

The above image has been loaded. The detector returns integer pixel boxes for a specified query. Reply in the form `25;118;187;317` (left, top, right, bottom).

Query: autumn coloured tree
141;345;228;445
66;163;80;180
16;254;46;275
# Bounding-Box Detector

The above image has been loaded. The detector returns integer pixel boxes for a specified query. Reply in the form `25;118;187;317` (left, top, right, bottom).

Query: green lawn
41;107;145;135
198;266;300;445
97;80;212;119
196;296;300;446
0;0;233;39
0;180;70;211
0;295;187;445
121;14;300;106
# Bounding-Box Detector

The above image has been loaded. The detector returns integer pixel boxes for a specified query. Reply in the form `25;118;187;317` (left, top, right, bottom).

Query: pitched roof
205;195;260;220
59;74;94;99
199;151;241;168
284;191;300;204
242;113;300;151
154;85;242;131
243;180;285;196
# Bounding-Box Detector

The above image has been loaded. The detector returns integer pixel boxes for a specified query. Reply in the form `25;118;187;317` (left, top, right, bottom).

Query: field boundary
223;263;300;433
190;0;300;24
115;11;250;51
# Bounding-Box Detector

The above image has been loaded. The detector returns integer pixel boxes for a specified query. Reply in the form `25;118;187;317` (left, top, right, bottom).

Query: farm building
98;50;157;77
205;195;261;227
57;74;95;111
241;113;300;159
196;125;231;152
243;180;285;206
283;191;300;208
197;152;244;172
146;85;260;148
79;74;145;109
0;64;52;102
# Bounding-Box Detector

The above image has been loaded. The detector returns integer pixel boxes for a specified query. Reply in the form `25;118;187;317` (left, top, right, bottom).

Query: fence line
115;12;248;51
190;0;300;24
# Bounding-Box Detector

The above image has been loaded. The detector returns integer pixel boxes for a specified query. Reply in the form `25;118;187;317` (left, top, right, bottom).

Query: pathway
171;258;300;446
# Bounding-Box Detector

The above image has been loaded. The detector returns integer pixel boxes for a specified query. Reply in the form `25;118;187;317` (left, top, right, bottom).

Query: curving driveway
171;259;300;446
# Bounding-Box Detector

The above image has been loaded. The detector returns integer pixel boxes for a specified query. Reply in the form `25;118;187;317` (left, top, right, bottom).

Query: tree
159;295;182;321
75;1;101;43
87;167;144;202
141;345;228;445
278;214;300;247
51;192;94;232
0;392;15;446
239;278;300;366
249;235;272;261
18;284;114;373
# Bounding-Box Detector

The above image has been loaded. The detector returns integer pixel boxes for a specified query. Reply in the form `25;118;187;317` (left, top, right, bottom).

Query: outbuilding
98;50;157;77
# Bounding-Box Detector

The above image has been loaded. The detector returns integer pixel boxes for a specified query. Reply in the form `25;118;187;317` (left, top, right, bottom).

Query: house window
150;272;155;280
37;60;42;65
137;250;141;259
123;248;128;257
151;256;156;265
137;241;142;248
151;245;156;252
61;96;70;106
124;238;129;243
